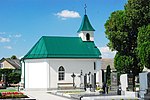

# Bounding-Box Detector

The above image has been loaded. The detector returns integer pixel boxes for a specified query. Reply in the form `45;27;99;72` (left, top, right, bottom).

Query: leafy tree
7;72;21;84
0;69;21;84
105;0;150;90
137;25;150;68
106;65;111;85
105;10;129;52
105;0;150;76
114;53;133;73
11;55;17;59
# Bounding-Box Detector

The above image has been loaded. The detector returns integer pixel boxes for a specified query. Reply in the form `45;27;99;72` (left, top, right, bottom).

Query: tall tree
106;65;111;85
137;25;150;69
105;0;150;77
11;55;17;59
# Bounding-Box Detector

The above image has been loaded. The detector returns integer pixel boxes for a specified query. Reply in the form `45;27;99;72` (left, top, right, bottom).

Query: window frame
58;66;65;81
0;63;3;69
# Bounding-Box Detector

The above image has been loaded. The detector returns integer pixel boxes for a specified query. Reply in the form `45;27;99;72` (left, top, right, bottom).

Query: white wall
49;59;100;88
23;58;101;89
24;59;49;89
78;31;94;41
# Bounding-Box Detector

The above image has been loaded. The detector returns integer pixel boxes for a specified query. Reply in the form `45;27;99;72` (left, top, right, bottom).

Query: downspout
22;59;25;88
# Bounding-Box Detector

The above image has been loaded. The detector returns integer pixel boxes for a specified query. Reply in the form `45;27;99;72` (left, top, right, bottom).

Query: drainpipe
22;59;25;88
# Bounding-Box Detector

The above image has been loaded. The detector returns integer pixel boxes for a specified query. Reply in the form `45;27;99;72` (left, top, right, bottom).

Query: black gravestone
127;74;134;91
111;72;118;91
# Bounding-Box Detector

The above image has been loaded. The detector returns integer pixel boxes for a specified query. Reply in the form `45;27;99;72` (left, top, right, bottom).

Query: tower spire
84;4;87;15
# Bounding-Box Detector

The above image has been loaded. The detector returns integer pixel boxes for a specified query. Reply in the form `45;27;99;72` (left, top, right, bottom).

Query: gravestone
120;74;137;97
127;74;134;91
111;72;118;91
83;72;96;92
78;70;84;89
120;74;134;92
139;72;150;99
84;74;87;90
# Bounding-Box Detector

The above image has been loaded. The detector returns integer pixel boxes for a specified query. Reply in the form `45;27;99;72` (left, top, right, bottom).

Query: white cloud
56;10;80;20
99;46;117;58
0;32;6;34
4;46;12;49
0;37;10;42
13;34;22;38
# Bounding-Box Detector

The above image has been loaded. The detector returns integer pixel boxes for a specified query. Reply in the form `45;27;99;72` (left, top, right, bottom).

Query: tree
105;0;150;76
0;69;21;84
106;65;111;85
11;55;17;59
137;25;150;69
114;53;133;74
7;72;21;84
105;10;129;52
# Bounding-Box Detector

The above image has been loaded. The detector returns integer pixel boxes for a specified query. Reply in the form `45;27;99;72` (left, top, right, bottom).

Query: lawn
0;89;16;92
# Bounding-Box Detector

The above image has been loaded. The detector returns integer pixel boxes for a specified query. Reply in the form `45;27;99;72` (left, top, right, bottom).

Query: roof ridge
42;36;79;38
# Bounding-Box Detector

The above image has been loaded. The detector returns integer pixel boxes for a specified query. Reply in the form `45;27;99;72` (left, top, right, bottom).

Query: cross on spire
84;4;87;15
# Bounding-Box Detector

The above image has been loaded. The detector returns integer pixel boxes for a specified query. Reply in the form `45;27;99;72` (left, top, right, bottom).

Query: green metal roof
77;15;95;33
23;36;101;59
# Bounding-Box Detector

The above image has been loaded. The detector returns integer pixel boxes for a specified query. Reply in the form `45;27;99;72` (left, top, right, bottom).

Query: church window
86;33;90;41
58;66;65;81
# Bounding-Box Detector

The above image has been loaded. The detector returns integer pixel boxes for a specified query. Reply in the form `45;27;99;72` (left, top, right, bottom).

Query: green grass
0;89;16;92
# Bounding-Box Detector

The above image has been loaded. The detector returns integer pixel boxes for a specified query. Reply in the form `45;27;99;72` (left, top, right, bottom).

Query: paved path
23;91;71;100
82;95;139;100
23;91;140;100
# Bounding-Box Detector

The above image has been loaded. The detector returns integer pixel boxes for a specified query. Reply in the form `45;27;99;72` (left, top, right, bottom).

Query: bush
0;69;21;84
7;73;21;84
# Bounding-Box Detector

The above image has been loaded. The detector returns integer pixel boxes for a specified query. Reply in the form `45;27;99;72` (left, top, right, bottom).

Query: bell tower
77;5;95;41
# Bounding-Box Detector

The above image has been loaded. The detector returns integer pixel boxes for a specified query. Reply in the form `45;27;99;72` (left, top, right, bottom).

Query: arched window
58;66;65;81
86;33;90;41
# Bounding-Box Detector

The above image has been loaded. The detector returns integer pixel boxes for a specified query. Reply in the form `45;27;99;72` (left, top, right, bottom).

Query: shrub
0;69;21;84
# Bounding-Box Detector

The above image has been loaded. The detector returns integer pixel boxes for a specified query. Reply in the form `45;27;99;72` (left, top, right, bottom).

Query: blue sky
0;0;127;59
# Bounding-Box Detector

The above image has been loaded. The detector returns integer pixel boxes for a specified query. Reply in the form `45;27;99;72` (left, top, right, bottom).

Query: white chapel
21;12;101;90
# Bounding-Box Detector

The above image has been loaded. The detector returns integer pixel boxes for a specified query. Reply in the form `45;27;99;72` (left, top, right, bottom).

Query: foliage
114;53;133;74
7;72;21;84
138;25;150;46
138;42;150;69
106;65;111;85
137;25;150;68
105;10;129;52
0;69;21;84
125;0;150;30
105;0;150;75
11;55;17;59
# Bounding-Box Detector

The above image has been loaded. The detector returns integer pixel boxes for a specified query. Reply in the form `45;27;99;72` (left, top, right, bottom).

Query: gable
23;36;101;59
0;58;21;69
0;60;15;69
